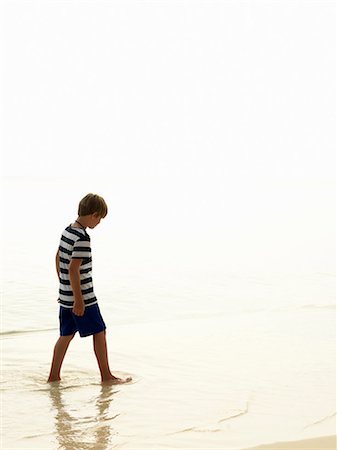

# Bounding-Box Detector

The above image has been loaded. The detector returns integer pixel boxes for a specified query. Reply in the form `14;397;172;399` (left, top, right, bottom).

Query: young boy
48;193;128;383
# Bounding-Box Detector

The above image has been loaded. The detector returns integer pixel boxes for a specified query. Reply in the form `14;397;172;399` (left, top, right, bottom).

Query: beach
2;304;335;449
1;176;335;449
245;435;336;450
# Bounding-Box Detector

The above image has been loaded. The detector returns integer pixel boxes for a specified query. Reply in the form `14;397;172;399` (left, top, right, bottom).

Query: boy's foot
102;375;132;384
47;377;61;383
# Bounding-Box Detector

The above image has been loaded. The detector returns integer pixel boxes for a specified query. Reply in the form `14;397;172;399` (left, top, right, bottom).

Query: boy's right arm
55;250;60;279
69;259;85;316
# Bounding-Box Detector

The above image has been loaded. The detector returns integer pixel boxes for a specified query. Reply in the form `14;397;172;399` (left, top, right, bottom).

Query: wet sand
244;435;336;450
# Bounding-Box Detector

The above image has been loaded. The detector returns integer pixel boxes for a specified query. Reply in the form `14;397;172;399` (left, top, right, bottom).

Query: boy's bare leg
93;331;121;382
48;334;75;382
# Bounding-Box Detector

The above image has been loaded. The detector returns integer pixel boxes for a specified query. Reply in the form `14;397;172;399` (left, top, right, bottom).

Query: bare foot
102;375;132;384
47;377;61;383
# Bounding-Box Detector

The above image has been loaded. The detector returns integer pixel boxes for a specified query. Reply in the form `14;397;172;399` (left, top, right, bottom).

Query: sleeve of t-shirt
72;236;91;259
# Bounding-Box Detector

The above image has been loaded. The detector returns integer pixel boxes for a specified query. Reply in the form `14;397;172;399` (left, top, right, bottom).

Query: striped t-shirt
58;224;97;308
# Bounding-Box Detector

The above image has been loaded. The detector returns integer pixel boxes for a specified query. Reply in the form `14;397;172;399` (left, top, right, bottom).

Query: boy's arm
55;250;60;279
69;258;85;316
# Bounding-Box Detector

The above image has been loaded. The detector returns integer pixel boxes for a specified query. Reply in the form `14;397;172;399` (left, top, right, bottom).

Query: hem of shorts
60;331;77;337
79;326;106;338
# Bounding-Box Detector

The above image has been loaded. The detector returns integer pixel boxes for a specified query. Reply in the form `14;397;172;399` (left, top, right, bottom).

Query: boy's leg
48;334;75;382
93;331;121;382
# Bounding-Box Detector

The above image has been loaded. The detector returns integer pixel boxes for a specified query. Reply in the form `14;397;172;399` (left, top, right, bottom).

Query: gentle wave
299;304;336;311
0;327;58;337
170;399;251;435
303;411;337;429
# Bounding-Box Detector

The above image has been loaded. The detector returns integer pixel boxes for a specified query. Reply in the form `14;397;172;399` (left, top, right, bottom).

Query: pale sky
0;0;335;272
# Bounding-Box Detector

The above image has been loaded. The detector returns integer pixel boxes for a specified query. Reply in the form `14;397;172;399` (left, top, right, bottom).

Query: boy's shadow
49;383;119;450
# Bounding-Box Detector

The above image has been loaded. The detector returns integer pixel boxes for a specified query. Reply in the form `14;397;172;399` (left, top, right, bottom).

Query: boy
48;193;128;383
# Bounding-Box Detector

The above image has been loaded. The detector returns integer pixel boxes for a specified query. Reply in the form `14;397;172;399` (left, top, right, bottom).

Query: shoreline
243;435;336;450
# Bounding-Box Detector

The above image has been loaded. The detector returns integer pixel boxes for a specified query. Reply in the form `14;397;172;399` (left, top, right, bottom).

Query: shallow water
2;308;335;449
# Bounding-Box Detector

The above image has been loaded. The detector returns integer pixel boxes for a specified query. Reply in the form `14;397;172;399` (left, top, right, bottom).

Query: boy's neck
73;217;88;229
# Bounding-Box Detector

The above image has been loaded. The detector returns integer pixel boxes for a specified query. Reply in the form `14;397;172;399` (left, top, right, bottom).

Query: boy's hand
73;302;85;316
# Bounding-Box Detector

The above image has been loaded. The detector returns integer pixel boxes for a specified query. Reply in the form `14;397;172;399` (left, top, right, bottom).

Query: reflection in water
49;384;119;450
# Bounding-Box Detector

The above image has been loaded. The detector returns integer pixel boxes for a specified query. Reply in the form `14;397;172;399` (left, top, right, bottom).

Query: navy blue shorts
59;303;106;337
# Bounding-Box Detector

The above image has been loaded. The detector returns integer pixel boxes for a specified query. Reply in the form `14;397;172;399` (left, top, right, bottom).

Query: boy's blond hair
78;193;108;218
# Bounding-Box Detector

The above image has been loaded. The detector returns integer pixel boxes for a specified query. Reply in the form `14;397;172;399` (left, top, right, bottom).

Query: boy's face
88;213;102;229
